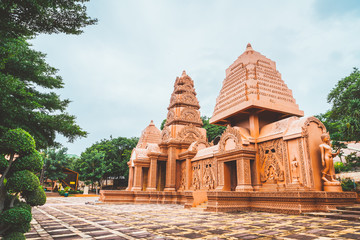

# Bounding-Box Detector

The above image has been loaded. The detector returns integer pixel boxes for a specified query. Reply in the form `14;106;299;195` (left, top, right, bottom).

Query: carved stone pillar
147;158;157;191
215;161;225;191
126;166;134;190
185;158;192;190
132;166;142;191
235;158;253;191
164;145;176;191
249;112;261;190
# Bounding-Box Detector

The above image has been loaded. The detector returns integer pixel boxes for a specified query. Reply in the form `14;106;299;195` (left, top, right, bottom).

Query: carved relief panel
191;159;216;190
177;125;205;143
259;138;285;184
178;161;186;190
202;159;216;190
192;162;201;190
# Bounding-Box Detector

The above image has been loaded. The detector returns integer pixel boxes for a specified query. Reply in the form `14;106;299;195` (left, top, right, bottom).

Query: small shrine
100;44;356;213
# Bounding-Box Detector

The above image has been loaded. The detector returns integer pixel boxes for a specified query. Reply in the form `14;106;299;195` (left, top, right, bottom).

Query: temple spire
246;43;253;51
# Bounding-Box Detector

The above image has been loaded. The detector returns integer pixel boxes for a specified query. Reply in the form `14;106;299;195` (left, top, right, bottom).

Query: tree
0;1;97;37
0;1;97;149
76;137;138;189
0;128;46;239
201;116;226;143
0;37;88;149
325;68;360;142
77;149;106;191
42;148;73;191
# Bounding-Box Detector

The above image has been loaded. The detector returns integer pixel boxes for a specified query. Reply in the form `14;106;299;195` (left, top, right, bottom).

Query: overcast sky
30;0;360;155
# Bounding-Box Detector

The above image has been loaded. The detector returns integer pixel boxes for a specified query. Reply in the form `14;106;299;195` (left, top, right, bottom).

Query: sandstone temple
100;44;356;213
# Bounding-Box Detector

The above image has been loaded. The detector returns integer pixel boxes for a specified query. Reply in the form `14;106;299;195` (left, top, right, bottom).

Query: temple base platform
99;190;357;214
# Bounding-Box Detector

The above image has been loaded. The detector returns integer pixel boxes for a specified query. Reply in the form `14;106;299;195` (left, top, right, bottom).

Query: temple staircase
304;205;360;221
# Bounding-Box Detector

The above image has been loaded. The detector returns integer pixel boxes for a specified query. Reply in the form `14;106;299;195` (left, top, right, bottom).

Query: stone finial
182;70;187;77
246;43;253;51
150;120;155;126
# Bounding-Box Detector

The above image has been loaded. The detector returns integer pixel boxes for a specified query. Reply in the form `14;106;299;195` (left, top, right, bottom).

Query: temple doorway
157;162;166;191
224;161;237;191
142;167;149;191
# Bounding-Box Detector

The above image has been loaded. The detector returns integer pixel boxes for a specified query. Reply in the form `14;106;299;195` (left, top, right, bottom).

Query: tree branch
0;153;15;188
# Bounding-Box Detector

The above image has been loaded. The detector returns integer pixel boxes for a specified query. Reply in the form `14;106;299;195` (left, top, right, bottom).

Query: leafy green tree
317;68;360;171
0;1;97;149
201;116;226;143
0;0;97;38
160;119;167;130
76;137;138;189
0;128;46;239
0;36;87;149
77;149;106;190
325;68;360;142
42;148;73;191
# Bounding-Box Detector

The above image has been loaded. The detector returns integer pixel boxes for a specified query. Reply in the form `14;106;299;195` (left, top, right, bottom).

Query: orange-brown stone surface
100;44;356;214
210;43;303;126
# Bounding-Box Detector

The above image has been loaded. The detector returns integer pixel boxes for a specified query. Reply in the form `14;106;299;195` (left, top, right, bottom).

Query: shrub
7;170;40;192
64;186;71;192
0;207;32;224
340;178;357;191
5;222;31;234
58;190;65;196
3;232;26;240
0;128;35;155
23;186;46;206
14;202;32;213
11;150;43;173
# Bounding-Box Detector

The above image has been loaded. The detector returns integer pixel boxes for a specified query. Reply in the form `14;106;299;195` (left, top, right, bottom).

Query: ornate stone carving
166;109;175;123
298;138;307;186
180;108;201;123
161;127;171;142
218;126;243;152
301;117;326;137
192;162;201;190
202;159;215;190
291;157;300;183
259;139;285;183
177;124;205;143
178;162;186;190
182;93;199;106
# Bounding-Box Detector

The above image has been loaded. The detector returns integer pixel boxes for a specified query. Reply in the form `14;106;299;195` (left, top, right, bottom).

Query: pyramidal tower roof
210;43;304;125
136;120;161;148
165;71;203;127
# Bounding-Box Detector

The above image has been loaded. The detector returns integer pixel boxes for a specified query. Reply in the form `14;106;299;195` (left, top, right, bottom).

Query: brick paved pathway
26;197;360;239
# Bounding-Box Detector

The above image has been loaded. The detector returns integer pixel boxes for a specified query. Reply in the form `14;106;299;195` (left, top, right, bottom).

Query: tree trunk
0;154;15;189
39;163;46;185
0;184;6;213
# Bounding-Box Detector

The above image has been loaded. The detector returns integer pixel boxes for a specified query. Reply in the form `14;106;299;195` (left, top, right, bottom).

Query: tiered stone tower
161;71;207;191
210;43;303;136
163;70;203;131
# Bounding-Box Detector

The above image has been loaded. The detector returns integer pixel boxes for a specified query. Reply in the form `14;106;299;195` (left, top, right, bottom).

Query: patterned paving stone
25;197;360;239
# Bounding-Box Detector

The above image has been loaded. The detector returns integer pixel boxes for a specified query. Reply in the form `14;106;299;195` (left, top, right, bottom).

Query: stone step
330;209;360;215
304;212;360;221
337;205;360;212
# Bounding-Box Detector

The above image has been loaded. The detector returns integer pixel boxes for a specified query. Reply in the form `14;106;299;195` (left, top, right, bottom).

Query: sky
30;0;360;156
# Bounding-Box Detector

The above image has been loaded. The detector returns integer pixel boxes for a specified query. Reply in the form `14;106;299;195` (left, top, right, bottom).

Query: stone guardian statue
319;133;341;191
